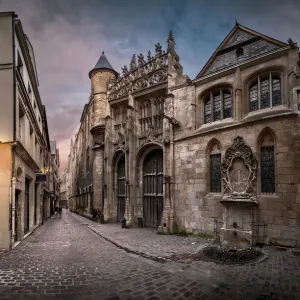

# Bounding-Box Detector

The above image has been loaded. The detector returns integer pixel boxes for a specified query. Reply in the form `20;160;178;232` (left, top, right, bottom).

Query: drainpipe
11;13;18;248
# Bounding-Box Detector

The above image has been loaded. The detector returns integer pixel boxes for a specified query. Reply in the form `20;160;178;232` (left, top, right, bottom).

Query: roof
89;51;117;78
196;23;289;78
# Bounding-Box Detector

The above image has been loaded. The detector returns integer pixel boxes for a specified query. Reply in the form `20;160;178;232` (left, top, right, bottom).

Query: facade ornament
167;30;175;51
221;136;258;202
155;43;162;57
138;53;146;67
164;115;180;127
147;50;153;61
121;65;129;76
130;54;137;71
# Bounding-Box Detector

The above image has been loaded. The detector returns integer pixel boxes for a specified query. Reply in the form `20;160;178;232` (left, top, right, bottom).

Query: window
236;47;244;58
86;148;90;173
249;73;281;112
259;130;276;193
139;96;164;132
260;146;275;193
203;89;232;124
210;153;221;192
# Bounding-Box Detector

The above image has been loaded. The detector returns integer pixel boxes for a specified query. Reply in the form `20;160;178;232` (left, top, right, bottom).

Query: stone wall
174;115;300;247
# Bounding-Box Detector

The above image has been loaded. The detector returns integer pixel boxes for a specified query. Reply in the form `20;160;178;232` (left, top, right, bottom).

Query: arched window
203;88;232;124
204;97;211;123
259;131;276;193
249;73;282;112
209;143;222;193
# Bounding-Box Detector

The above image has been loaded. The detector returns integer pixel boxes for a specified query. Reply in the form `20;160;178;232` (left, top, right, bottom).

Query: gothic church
67;23;300;248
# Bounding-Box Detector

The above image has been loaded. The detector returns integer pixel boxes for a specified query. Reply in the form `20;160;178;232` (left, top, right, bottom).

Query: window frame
248;72;282;113
202;88;233;124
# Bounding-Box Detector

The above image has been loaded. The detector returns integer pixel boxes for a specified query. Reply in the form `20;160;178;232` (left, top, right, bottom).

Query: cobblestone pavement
0;210;299;300
71;213;211;259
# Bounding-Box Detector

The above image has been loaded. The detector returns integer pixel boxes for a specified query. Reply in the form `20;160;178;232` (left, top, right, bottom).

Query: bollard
121;218;127;228
137;217;143;228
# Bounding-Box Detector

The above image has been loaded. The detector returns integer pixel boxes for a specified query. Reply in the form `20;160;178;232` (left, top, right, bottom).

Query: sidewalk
69;211;213;261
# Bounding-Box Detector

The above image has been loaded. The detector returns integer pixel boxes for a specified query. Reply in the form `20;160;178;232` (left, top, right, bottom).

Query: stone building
59;169;69;208
0;12;56;249
68;23;300;248
50;141;60;209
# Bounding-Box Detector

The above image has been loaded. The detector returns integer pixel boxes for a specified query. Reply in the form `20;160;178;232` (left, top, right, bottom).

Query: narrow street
0;210;299;300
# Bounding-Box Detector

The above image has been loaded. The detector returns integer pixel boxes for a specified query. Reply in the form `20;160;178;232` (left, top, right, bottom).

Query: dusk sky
0;0;299;172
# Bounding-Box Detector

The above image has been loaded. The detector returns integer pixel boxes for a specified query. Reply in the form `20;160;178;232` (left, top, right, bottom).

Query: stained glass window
272;76;281;107
260;78;270;109
213;93;221;121
223;92;232;118
204;98;211;123
210;153;221;192
249;83;258;112
260;146;275;193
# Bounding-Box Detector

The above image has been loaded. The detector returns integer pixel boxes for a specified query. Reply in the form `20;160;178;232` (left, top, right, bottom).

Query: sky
0;0;299;172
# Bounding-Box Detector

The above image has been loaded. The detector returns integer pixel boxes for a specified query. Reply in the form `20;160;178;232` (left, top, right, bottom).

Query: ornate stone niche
221;136;258;203
220;136;258;249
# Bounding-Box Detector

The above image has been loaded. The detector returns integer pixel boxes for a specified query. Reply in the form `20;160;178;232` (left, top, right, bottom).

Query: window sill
259;193;280;199
196;118;235;133
243;105;295;122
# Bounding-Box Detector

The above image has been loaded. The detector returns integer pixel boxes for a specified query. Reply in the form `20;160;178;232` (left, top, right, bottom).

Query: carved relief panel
222;136;258;202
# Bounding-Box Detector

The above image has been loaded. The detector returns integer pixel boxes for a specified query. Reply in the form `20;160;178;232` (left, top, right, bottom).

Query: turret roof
89;51;117;78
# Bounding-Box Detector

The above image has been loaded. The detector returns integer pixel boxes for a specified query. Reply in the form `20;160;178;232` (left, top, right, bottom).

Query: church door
143;149;163;227
117;156;126;221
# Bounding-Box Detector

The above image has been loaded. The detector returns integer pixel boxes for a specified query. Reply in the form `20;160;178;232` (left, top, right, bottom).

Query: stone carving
222;136;258;202
130;54;137;71
155;42;162;57
138;54;146;67
147;50;154;62
163;118;170;144
121;65;129;76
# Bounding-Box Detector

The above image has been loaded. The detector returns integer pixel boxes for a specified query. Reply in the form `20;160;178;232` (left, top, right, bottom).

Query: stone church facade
68;23;300;248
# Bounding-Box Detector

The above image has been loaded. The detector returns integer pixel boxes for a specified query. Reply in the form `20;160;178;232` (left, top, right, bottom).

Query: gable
196;24;288;78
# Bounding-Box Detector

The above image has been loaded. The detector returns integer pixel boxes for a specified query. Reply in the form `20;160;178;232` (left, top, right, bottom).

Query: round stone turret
89;51;118;95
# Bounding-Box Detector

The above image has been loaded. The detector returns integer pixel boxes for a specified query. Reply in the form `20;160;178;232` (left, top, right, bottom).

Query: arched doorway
143;149;163;227
117;156;126;221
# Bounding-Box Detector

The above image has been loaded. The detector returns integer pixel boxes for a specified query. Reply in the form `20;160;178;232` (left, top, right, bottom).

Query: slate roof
89;51;117;78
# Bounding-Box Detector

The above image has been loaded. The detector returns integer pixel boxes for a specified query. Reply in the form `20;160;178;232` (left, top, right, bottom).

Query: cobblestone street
0;210;299;300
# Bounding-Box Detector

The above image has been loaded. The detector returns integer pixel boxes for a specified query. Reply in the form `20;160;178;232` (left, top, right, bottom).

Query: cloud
0;0;299;171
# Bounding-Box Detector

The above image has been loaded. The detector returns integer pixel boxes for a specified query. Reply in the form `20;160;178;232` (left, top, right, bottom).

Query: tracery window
259;131;276;193
139;96;164;132
249;73;281;112
209;143;222;193
203;89;232;124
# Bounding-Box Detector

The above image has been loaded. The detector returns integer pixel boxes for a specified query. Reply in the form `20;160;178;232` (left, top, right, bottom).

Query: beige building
68;23;300;248
0;12;53;249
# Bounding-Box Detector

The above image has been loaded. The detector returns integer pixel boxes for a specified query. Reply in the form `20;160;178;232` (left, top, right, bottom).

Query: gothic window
204;97;211;123
260;146;275;193
203;89;232;124
259;131;276;193
139;97;164;132
213;93;221;121
209;143;222;193
249;73;282;112
210;154;221;192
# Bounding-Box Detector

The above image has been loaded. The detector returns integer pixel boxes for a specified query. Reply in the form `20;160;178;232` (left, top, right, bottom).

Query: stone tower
89;52;117;212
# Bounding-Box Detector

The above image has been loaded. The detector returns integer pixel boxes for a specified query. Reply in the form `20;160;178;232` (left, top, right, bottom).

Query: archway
143;149;163;227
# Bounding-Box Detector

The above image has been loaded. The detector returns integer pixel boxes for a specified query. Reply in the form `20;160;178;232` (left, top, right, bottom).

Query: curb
87;226;167;263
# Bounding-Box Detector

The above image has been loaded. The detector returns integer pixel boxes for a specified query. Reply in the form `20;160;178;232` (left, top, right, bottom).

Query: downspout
11;13;18;248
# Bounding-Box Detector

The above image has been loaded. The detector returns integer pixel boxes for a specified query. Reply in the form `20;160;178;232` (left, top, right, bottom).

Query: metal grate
260;146;275;193
210;153;221;192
